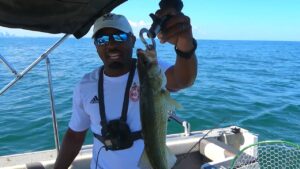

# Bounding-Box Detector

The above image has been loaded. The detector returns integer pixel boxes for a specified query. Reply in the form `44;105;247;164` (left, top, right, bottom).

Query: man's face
94;28;136;74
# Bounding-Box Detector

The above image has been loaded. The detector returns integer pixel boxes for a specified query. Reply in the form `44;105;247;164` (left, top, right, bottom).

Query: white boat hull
0;126;258;169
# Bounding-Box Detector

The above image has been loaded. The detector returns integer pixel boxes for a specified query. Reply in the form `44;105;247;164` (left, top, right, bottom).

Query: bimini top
0;0;126;38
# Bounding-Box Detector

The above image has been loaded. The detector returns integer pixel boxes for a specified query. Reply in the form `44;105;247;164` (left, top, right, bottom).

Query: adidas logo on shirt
90;96;99;104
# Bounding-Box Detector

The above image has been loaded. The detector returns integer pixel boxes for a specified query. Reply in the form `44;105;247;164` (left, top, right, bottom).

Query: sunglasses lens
95;33;128;46
113;33;128;42
95;35;109;45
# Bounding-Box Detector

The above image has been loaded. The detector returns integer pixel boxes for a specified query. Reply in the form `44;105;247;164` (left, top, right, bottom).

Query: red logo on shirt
129;82;140;102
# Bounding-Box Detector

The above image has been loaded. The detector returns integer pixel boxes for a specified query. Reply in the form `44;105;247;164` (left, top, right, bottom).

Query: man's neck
104;60;133;77
104;68;129;77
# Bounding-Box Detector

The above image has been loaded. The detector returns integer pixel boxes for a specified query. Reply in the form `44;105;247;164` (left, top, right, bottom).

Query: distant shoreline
1;36;300;43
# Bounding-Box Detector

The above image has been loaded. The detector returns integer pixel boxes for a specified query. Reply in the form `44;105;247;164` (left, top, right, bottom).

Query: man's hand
153;8;197;91
54;128;87;169
155;8;195;52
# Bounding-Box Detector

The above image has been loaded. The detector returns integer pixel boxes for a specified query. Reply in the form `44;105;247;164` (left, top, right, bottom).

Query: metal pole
0;54;18;76
168;111;191;136
46;57;60;153
0;34;70;95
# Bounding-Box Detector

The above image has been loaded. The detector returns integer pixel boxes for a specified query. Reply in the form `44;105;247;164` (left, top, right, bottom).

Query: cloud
129;20;149;28
128;20;151;37
192;26;205;39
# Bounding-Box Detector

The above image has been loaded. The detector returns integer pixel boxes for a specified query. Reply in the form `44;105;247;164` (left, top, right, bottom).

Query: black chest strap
94;59;142;148
94;130;142;145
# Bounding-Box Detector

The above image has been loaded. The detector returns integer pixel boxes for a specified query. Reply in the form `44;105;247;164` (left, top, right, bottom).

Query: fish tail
166;146;177;169
138;146;177;169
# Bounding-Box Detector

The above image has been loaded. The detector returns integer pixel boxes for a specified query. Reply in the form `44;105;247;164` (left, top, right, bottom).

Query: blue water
0;38;299;156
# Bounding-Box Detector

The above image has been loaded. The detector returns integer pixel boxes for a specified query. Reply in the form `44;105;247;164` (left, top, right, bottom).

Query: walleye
137;44;179;169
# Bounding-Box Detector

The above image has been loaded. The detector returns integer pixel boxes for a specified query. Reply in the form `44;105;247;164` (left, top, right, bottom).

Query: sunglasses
94;33;129;46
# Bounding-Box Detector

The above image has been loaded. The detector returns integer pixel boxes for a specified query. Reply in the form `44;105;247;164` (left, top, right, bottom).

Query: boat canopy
0;0;126;38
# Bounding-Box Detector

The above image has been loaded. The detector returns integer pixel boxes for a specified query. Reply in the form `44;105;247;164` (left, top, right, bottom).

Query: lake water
0;37;299;156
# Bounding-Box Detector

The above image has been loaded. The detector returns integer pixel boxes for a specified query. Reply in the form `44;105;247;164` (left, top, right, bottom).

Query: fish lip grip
147;0;183;39
139;28;156;50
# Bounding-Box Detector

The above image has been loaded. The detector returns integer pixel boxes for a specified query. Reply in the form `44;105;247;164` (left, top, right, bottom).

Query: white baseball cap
92;13;132;38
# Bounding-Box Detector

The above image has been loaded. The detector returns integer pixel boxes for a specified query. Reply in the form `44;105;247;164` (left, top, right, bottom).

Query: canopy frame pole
46;57;60;153
0;34;70;95
0;54;19;76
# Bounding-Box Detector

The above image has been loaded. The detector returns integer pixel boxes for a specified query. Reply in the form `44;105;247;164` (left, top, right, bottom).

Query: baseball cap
92;13;132;38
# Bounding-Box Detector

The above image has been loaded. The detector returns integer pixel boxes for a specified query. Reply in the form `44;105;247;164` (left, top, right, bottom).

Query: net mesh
231;141;300;169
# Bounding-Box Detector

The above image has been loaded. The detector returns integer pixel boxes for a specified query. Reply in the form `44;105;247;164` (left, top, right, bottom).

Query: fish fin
161;89;183;110
138;149;153;169
166;146;177;169
161;89;182;110
166;96;182;110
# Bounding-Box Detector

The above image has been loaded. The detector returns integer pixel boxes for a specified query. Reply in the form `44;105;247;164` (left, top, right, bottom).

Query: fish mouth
137;48;158;72
138;54;154;71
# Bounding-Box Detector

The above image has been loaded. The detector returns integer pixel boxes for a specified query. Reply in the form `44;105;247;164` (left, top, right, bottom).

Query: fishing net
230;140;300;169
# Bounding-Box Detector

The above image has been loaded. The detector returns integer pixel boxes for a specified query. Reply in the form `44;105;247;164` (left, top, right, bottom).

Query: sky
0;0;299;41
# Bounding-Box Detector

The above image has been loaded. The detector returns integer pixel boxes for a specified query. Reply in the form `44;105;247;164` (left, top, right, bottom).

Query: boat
0;0;260;169
0;125;258;169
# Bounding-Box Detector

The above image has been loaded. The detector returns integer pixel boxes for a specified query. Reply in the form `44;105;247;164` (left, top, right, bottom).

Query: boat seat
26;162;45;169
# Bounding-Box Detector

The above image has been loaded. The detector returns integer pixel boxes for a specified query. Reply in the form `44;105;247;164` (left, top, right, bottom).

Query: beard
108;61;125;70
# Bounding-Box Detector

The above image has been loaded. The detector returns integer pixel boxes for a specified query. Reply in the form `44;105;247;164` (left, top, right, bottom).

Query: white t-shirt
69;60;170;169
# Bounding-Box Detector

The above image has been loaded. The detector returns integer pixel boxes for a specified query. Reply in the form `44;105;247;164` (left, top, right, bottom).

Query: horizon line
1;36;299;42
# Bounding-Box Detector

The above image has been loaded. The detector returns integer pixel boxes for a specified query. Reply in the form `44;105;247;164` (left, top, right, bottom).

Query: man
54;9;197;169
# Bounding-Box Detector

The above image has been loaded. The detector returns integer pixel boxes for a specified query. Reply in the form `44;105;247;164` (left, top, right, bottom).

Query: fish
137;45;179;169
